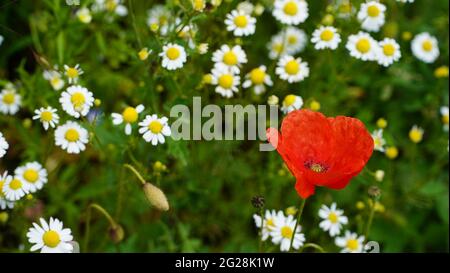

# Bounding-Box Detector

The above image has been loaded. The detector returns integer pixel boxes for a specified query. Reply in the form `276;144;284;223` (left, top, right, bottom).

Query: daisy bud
374;170;385;182
376;118;387;129
150;23;159;33
267;95;279;106
23;118;32;129
153;161;167;173
197;43;209;55
143;183;170;211
402;31;412;41
434;66;449;78
368;186;381;199
356;201;365;210
383;22;398;38
94;99;102;107
138;48;151;61
254;4;265;16
108;224;125;243
385;146;399;159
26;194;33;200
156;84;164;93
192;0;206;11
409;125;424;144
321;14;334;26
309;100;321;111
285;206;298;216
0;212;8;224
211;0;222;7
202;74;213;85
251;195;265;209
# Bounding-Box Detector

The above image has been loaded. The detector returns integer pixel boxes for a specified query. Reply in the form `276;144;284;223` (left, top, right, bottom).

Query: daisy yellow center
442;114;449;124
356;38;371;53
287;35;297;45
328;212;338;223
383;44;395;56
409;129;423;143
273;43;284;53
66;67;79;78
339;3;351;13
0;181;4;197
346;239;359;251
166;47;180;60
24;169;39;183
223;51;238;66
281;226;293;239
266;218;275;228
122;107;138;123
10;178;22;190
367;5;380;17
218;74;234;89
285;60;300;75
148;121;163;134
422;40;433;52
50;77;61;86
234;15;248;28
320;29;334;41
250;68;266;85
2;93;15;104
65;129;80;142
71;92;86;108
43;230;61;248
40;111;53;122
374;137;382;147
283;1;298;16
159;16;168;25
284;95;297;106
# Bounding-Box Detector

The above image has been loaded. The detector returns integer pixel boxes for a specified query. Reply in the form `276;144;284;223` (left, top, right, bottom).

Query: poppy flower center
304;160;328;173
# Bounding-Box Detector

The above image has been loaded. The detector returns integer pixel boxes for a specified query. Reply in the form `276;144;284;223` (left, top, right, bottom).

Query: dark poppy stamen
304;160;329;173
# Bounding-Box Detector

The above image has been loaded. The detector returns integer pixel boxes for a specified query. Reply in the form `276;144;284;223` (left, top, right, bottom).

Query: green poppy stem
289;198;307;252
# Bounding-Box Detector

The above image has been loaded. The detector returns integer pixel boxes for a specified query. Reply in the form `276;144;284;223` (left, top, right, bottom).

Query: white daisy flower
311;26;341;50
275;55;309;83
283;27;307;55
281;94;303;114
335;231;365;253
92;0;127;16
146;5;171;35
54;121;89;154
2;176;28;201
440;106;449;132
212;45;248;74
318;203;348;237
43;70;65;91
377;38;401;67
267;33;288;59
253;210;284;241
0;172;15;210
76;7;92;24
111;105;145;135
211;65;241;98
33;107;60;130
372;129;386;152
357;1;386;32
346;31;379;61
270;214;306;252
242;66;273;95
59;85;94;118
138;114;172;146
225;9;256;37
0;132;8;158
14;162;48;193
159;43;187;70
64;64;84;84
0;88;21;115
27;217;74;253
411;32;440;63
0;35;3;46
237;1;254;15
273;0;309;25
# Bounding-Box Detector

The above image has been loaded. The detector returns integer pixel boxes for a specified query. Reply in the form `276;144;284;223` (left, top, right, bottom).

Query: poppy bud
143;183;170;211
251;195;265;209
108;224;125;243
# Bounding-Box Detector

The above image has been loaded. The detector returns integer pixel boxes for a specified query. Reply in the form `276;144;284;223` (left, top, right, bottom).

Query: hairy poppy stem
289;198;307;251
364;198;376;241
123;163;147;186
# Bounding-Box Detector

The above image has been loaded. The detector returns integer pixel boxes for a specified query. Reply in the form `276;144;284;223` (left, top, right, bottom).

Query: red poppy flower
267;110;374;199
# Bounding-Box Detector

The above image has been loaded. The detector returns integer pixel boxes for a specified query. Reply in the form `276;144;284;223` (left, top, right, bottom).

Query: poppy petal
295;179;315;199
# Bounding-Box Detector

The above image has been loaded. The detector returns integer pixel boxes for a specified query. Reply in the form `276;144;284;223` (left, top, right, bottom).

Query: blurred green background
0;0;448;252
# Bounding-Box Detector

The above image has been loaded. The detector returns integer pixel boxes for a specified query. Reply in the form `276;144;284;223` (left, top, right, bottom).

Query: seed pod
108;224;125;244
143;183;169;211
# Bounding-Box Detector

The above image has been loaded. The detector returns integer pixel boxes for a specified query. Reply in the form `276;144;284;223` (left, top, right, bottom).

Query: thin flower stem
363;198;376;242
299;243;326;253
83;203;117;252
289;198;307;251
258;208;265;253
123;163;147;185
128;0;142;48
